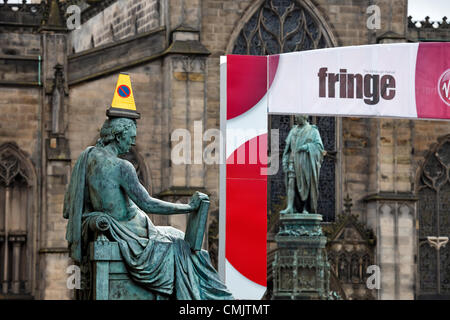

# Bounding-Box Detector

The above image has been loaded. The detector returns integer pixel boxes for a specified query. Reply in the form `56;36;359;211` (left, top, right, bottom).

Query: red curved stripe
226;134;267;287
227;55;267;120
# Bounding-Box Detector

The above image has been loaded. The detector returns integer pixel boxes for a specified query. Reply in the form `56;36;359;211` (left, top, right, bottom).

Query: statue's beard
117;142;131;155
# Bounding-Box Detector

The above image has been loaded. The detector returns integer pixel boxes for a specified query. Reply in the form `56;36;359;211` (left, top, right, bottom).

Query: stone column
38;0;72;300
158;0;210;235
365;195;417;300
10;234;26;294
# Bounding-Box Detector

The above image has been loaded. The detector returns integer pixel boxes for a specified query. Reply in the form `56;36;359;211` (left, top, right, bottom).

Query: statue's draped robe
63;147;233;300
283;124;324;212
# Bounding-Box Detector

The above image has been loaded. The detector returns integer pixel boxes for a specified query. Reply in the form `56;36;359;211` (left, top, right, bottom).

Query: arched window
0;143;36;298
417;134;450;299
231;0;332;55
230;0;338;222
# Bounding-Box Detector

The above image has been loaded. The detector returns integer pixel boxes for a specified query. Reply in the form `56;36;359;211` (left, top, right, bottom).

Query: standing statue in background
280;115;324;214
274;115;331;299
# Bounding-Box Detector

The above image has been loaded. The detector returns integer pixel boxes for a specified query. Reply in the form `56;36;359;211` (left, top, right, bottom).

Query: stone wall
0;87;40;158
0;29;41;85
0;20;43;299
0;31;41;56
70;0;161;53
39;252;73;300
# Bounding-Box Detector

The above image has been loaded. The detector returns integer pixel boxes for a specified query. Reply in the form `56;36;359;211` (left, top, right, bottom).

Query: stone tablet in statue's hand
189;191;209;211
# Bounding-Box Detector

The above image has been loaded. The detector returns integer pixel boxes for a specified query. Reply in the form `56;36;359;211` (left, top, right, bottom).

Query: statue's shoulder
118;157;135;171
86;147;121;165
84;146;101;159
310;124;321;134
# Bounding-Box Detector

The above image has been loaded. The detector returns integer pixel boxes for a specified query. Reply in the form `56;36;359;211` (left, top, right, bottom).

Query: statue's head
96;117;137;155
295;115;309;126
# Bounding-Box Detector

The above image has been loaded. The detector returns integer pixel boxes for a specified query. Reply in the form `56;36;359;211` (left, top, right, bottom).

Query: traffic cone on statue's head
106;73;141;119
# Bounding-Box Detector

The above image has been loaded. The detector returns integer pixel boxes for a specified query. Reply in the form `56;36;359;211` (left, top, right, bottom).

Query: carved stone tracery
231;0;333;55
323;195;376;300
0;144;32;188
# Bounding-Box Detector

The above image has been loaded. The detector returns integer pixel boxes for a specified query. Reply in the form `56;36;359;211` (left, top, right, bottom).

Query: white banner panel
268;43;450;120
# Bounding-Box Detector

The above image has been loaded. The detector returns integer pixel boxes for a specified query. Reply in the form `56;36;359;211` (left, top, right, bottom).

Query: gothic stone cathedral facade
0;0;449;300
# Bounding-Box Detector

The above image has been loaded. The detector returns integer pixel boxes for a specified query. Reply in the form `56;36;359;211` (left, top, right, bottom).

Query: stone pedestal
272;213;330;300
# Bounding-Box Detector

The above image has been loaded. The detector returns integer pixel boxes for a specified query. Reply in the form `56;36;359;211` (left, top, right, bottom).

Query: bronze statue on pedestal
280;115;325;214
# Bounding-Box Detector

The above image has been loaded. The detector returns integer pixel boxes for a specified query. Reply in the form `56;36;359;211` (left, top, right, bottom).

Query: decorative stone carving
273;214;331;300
323;195;376;300
232;0;331;55
0;143;32;187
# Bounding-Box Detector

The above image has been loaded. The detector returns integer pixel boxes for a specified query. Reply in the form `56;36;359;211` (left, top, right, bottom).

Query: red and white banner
268;43;450;119
220;55;268;299
219;42;450;300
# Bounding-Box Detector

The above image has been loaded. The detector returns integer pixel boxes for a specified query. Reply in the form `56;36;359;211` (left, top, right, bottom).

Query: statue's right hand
188;191;208;211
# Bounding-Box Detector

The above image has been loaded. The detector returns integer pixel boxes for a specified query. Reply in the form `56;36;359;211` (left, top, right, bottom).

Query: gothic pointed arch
416;134;450;299
0;142;38;298
0;143;35;188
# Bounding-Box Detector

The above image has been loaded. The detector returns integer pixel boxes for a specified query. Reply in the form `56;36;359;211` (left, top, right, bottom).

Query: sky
408;0;450;22
5;0;450;23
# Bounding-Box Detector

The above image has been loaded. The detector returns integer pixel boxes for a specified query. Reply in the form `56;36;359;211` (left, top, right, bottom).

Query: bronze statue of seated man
63;117;233;300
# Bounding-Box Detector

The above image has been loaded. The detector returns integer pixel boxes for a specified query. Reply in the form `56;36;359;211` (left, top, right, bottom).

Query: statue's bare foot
280;207;294;214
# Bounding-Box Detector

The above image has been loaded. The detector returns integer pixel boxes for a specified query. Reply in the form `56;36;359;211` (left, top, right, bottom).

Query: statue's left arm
312;128;324;153
119;160;198;215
